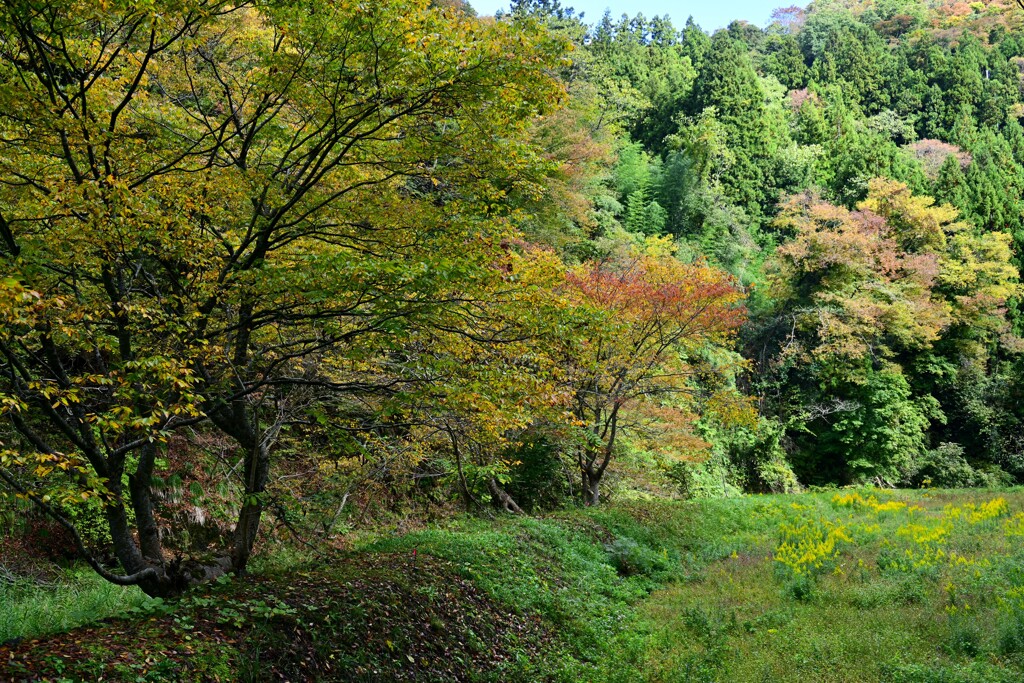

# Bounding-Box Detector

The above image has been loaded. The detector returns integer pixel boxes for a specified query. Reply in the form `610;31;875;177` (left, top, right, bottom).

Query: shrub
503;438;571;512
668;458;744;500
905;443;1015;489
604;536;670;578
908;443;982;488
742;419;802;494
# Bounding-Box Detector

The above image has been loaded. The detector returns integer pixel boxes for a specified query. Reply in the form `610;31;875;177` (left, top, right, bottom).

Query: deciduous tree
0;0;566;595
559;244;745;504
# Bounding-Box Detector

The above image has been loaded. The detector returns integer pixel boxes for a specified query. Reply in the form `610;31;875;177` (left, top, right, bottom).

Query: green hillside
5;0;1024;680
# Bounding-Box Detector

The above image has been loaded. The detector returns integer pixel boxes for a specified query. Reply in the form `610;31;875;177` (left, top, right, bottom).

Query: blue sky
469;0;787;31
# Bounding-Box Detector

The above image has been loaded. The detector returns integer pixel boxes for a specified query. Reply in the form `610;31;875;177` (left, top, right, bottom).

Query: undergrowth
8;489;1024;682
608;488;1024;683
0;567;154;644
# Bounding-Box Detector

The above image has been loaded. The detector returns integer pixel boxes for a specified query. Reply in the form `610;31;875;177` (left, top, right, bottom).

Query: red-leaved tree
559;250;746;504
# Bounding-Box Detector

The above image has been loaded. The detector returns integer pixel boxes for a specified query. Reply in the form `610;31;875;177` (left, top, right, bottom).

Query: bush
727;418;802;494
906;443;1015;489
668;457;744;500
502;437;572;512
603;536;670;578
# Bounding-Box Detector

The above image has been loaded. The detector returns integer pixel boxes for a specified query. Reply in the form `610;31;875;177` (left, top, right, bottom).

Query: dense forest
11;0;1024;681
511;0;1024;495
3;0;1024;606
508;0;1024;492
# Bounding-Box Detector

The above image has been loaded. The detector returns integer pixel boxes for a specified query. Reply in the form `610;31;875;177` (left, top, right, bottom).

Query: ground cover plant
608;488;1024;683
5;488;1024;681
0;566;154;646
1;502;699;681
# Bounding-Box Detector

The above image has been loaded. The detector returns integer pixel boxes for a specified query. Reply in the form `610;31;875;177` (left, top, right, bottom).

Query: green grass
601;488;1024;683
358;497;805;679
362;507;682;678
8;488;1024;682
0;566;155;643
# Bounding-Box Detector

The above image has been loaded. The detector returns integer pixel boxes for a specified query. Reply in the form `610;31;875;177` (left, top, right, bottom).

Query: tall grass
0;567;155;643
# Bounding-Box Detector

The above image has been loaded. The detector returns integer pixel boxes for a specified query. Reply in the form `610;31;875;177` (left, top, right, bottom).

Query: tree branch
0;467;157;586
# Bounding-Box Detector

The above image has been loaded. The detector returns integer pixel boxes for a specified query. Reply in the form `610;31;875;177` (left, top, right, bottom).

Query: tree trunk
111;431;261;596
582;466;601;506
231;439;270;575
449;428;477;509
205;393;272;578
111;484;233;597
128;442;163;564
579;406;617;507
487;478;524;514
105;499;150;578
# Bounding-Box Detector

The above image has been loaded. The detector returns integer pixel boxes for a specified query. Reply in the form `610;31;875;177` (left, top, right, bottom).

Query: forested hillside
9;0;1024;681
3;0;1024;658
499;0;1024;493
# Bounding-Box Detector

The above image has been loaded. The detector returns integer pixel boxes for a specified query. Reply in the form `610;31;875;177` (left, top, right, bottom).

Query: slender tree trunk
106;499;149;579
582;466;601;506
128;442;164;564
231;439;270;575
581;407;618;507
448;427;478;509
202;394;273;582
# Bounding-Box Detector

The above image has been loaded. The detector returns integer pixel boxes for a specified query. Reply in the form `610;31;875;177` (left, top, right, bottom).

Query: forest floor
5;489;1024;682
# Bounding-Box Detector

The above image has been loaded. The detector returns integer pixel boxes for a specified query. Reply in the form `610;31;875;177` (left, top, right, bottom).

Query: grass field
5;488;1024;681
606;489;1024;683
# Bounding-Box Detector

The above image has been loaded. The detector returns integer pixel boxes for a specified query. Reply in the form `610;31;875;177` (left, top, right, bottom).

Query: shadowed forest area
5;0;1024;680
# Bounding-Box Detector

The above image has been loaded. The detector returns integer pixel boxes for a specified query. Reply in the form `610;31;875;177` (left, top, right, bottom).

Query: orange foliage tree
760;179;1020;483
559;245;746;504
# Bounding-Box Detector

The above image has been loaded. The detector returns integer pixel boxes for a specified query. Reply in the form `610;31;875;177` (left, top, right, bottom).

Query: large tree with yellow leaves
0;0;567;595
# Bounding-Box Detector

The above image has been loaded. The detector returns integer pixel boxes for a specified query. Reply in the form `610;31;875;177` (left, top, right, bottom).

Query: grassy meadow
6;488;1024;682
606;489;1024;683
